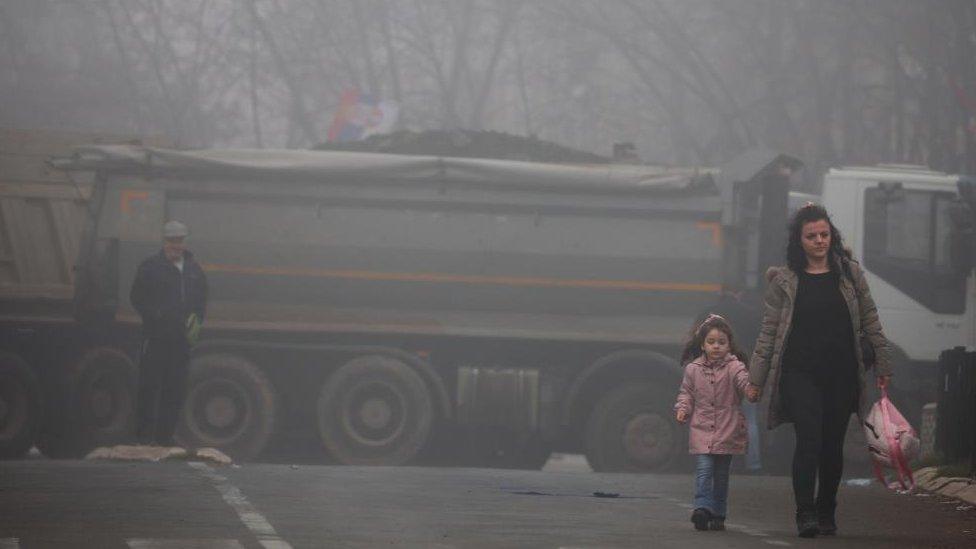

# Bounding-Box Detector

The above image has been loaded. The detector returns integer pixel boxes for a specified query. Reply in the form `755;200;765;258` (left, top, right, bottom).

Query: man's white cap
163;220;189;238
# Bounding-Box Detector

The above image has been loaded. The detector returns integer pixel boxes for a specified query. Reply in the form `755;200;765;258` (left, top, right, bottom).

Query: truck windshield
864;187;966;314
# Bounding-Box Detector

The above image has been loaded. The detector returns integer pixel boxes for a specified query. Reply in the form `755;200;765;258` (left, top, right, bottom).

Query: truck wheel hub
89;388;113;421
187;379;249;443
342;382;405;446
0;382;25;437
359;397;392;430
622;412;670;466
87;372;121;422
205;396;238;429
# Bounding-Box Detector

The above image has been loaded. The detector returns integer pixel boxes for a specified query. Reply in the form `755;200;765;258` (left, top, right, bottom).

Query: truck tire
37;347;137;458
0;352;42;459
316;355;433;465
583;383;681;472
177;354;276;461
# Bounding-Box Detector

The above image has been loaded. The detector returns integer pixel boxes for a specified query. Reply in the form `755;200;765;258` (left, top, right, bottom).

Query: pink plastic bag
862;380;920;490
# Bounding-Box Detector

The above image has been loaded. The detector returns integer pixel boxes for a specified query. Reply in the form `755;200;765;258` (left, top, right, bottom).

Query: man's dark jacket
130;250;208;341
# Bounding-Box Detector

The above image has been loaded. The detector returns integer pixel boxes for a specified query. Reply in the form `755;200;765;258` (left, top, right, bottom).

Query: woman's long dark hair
680;314;749;366
785;203;853;275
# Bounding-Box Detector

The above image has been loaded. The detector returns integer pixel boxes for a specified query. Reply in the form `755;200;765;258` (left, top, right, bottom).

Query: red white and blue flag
327;89;399;142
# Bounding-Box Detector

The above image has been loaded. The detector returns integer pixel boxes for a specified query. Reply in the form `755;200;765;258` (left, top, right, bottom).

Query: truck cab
820;165;976;415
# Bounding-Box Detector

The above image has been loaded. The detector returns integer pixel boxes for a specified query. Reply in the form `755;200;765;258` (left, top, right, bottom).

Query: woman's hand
676;409;688;423
745;383;762;403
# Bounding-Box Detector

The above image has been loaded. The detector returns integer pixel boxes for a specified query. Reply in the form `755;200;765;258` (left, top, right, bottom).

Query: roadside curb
914;467;976;506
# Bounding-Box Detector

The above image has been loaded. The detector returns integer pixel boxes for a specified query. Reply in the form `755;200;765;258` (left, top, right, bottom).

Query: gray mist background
2;0;975;186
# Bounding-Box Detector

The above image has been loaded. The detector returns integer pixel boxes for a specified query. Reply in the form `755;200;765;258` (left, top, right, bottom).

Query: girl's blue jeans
694;453;733;517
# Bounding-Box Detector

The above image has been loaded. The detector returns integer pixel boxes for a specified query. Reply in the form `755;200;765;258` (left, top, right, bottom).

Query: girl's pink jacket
674;354;750;455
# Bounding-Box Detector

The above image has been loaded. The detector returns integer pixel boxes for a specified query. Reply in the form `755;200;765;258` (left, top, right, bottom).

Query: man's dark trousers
136;337;189;446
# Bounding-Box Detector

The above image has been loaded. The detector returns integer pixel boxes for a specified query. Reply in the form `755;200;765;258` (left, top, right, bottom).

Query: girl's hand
877;374;892;389
676;409;688;423
745;383;761;402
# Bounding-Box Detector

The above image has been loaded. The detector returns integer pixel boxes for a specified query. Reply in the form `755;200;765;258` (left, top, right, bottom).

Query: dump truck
1;142;972;471
0;129;170;460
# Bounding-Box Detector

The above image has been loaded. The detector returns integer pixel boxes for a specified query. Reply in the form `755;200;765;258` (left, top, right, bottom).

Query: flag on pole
327;89;399;142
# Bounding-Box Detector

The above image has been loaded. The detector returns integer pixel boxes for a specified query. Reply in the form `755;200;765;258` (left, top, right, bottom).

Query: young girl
674;314;752;531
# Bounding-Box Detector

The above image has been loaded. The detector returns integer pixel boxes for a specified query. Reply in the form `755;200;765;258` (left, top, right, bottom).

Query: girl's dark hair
680;314;749;365
786;203;852;275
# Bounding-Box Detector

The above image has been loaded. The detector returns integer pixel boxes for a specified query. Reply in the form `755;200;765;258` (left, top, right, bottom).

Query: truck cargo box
65;146;727;346
0;129;167;318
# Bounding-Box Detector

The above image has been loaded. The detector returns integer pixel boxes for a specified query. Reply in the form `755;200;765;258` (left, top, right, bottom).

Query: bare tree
245;0;318;145
4;0;975;172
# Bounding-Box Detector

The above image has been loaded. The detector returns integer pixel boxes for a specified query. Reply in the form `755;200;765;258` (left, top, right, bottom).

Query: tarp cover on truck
312;129;612;164
57;145;716;194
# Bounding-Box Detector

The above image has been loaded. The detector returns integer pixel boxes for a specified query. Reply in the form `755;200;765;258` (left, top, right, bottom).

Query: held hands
745;383;762;403
877;374;892;389
675;409;688;423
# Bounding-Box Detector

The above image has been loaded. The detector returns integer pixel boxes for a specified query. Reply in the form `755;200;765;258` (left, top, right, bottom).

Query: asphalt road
1;455;974;548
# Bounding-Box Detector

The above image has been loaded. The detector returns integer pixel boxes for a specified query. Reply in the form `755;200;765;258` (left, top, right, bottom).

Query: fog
3;0;974;185
0;0;971;474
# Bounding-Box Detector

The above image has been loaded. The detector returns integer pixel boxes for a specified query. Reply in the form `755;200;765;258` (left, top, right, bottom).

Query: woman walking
745;204;892;538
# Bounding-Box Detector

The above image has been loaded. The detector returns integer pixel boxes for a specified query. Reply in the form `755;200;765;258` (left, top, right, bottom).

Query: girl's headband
697;313;726;332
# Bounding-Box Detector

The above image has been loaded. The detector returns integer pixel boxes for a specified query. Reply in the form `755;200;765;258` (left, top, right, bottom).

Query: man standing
130;220;207;446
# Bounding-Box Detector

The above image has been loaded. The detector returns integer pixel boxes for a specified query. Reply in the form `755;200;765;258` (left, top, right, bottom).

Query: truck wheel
37;347;137;458
583;383;680;472
0;352;42;459
316;355;433;465
177;354;276;461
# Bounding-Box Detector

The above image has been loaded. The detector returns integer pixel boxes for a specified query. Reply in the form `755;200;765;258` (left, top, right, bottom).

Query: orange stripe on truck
200;263;721;293
120;190;149;214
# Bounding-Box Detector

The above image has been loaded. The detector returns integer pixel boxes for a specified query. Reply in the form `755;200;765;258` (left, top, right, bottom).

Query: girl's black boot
708;516;726;531
691;508;711;531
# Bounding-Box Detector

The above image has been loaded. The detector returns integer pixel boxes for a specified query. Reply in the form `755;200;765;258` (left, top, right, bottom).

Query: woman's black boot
818;512;837;536
795;511;819;538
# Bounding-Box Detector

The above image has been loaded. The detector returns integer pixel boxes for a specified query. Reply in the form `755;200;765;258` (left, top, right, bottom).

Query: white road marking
189;462;293;549
724;521;770;536
764;540;792;546
0;539;19;549
127;540;243;548
256;541;294;549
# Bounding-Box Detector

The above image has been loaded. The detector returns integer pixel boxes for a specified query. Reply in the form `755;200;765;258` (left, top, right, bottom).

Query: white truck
818;164;976;422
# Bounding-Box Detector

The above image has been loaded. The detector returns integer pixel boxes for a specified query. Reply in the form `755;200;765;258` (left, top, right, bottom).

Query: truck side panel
106;175;725;344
